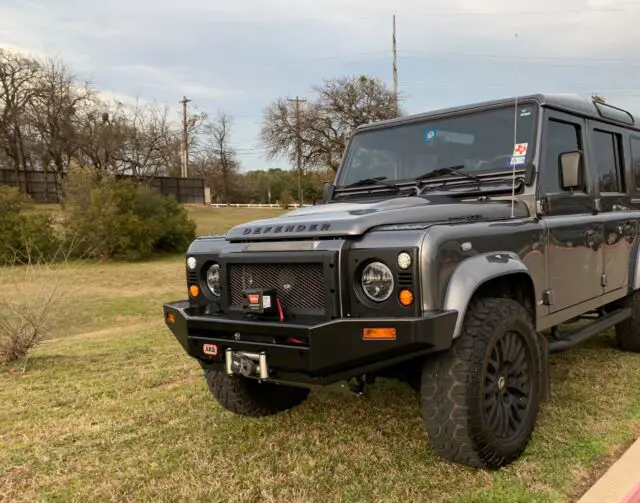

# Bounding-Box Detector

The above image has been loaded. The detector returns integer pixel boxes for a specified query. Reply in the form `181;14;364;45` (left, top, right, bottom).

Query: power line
338;4;639;20
397;51;640;65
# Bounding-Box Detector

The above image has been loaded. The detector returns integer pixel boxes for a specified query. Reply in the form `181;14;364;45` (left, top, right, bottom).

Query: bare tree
260;75;402;173
28;57;95;200
0;49;43;188
76;97;126;173
202;111;239;204
112;99;179;178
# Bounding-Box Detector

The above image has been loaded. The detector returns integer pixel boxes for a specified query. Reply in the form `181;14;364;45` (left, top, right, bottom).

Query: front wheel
204;369;310;417
421;297;542;469
614;290;640;353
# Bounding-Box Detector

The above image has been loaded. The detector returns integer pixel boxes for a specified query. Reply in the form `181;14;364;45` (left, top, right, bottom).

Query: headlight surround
361;261;394;302
205;263;221;297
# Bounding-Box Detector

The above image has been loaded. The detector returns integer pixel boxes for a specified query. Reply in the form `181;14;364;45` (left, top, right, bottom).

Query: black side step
548;307;631;354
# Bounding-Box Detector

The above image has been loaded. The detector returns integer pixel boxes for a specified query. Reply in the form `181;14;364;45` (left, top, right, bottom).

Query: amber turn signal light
362;328;397;340
189;285;200;297
399;289;414;306
166;312;175;324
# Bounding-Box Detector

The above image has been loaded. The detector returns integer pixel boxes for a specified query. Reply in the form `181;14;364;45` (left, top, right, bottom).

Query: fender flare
443;252;535;339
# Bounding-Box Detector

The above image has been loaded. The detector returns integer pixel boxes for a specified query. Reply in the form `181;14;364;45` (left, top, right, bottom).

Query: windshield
337;104;538;187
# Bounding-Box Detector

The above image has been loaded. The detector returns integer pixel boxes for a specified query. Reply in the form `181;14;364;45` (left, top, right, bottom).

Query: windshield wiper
342;176;399;189
415;165;481;184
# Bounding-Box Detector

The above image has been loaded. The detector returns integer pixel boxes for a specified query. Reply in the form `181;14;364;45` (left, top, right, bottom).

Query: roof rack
592;97;635;126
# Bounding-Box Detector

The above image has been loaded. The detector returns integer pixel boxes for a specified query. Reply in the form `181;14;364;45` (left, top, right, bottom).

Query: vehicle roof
356;93;640;132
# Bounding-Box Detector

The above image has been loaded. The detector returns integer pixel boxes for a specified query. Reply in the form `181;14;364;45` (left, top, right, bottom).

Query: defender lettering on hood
226;196;530;242
242;223;331;235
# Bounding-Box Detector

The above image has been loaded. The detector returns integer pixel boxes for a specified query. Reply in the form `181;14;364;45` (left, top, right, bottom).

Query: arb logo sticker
203;343;218;356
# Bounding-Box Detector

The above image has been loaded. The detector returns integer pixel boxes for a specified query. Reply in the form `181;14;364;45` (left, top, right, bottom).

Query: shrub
279;189;292;209
0;256;67;368
0;187;60;266
62;167;196;261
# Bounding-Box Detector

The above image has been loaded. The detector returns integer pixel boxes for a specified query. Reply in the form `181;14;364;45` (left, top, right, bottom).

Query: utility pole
287;96;306;206
392;14;398;116
179;95;191;177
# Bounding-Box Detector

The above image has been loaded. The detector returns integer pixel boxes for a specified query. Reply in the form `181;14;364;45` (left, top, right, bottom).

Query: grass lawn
2;206;640;502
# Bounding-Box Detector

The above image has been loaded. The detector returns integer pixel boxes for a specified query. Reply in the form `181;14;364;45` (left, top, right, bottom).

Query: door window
540;119;584;195
592;129;624;193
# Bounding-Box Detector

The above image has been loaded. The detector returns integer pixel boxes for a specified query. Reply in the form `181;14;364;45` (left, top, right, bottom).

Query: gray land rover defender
164;94;640;469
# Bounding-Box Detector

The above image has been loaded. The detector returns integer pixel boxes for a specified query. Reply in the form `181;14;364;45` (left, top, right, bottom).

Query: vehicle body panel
165;93;640;387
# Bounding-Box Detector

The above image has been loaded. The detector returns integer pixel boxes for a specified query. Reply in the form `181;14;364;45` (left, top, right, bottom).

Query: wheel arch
443;252;537;339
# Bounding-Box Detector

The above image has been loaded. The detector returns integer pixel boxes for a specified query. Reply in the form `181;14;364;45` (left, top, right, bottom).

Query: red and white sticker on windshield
512;143;528;157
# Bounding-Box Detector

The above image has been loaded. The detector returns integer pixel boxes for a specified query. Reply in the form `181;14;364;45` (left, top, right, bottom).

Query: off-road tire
204;369;310;417
614;290;640;353
421;297;542;469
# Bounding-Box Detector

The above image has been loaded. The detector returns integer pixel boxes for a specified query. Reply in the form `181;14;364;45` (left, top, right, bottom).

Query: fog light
399;289;414;306
397;252;412;270
189;285;200;297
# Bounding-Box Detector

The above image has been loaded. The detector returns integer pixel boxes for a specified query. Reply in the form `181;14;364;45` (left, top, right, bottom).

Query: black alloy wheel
421;297;543;469
482;330;533;441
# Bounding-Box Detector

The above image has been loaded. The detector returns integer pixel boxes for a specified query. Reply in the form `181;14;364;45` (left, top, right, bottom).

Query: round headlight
397;252;412;270
187;256;197;270
206;263;221;297
361;261;394;302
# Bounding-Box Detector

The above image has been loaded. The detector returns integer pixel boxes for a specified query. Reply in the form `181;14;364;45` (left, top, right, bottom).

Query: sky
2;0;640;172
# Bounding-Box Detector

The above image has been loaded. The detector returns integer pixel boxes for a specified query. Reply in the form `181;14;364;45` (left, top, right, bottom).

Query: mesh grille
229;263;325;310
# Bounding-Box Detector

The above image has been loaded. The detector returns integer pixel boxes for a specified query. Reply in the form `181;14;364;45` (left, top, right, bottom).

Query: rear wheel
614;290;640;353
204;369;310;417
421;297;542;469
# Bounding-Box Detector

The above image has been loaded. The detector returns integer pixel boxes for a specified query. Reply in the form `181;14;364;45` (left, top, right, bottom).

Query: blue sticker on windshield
510;155;526;165
424;129;437;141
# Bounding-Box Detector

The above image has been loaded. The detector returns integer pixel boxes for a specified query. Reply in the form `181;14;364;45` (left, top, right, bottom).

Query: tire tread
421;297;540;469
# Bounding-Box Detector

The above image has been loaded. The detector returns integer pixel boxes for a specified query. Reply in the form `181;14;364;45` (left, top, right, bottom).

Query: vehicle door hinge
601;273;608;287
542;290;555;306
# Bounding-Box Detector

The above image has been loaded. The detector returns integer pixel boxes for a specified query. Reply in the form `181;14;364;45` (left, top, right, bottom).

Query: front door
586;122;635;294
538;111;603;313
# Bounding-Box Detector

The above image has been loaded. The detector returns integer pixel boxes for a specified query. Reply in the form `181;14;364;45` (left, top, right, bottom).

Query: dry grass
1;206;640;502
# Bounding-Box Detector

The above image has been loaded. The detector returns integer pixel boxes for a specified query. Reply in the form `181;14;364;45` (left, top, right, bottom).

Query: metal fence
0;169;205;204
209;203;313;209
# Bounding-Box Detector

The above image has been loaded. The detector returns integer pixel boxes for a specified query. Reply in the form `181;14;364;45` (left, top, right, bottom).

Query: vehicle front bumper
163;300;457;386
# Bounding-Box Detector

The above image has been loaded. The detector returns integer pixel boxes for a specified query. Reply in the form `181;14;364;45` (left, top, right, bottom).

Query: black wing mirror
322;182;335;204
559;151;583;190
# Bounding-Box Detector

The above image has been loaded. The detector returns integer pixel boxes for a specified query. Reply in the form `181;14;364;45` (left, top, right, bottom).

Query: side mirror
559;151;583;190
322;182;335;204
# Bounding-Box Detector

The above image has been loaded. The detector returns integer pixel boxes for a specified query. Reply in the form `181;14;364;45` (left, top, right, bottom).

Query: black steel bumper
163;300;457;386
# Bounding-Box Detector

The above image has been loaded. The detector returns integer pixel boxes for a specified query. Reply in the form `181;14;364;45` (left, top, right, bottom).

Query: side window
630;137;640;191
540;119;583;195
592;129;624;193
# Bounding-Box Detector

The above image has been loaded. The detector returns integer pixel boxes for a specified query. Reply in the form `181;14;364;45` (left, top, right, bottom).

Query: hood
225;195;530;241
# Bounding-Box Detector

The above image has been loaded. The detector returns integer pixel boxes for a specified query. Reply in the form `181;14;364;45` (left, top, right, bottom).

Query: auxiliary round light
399;289;414;306
206;263;221;297
397;252;412;270
361;261;394;302
189;285;200;298
187;256;197;270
